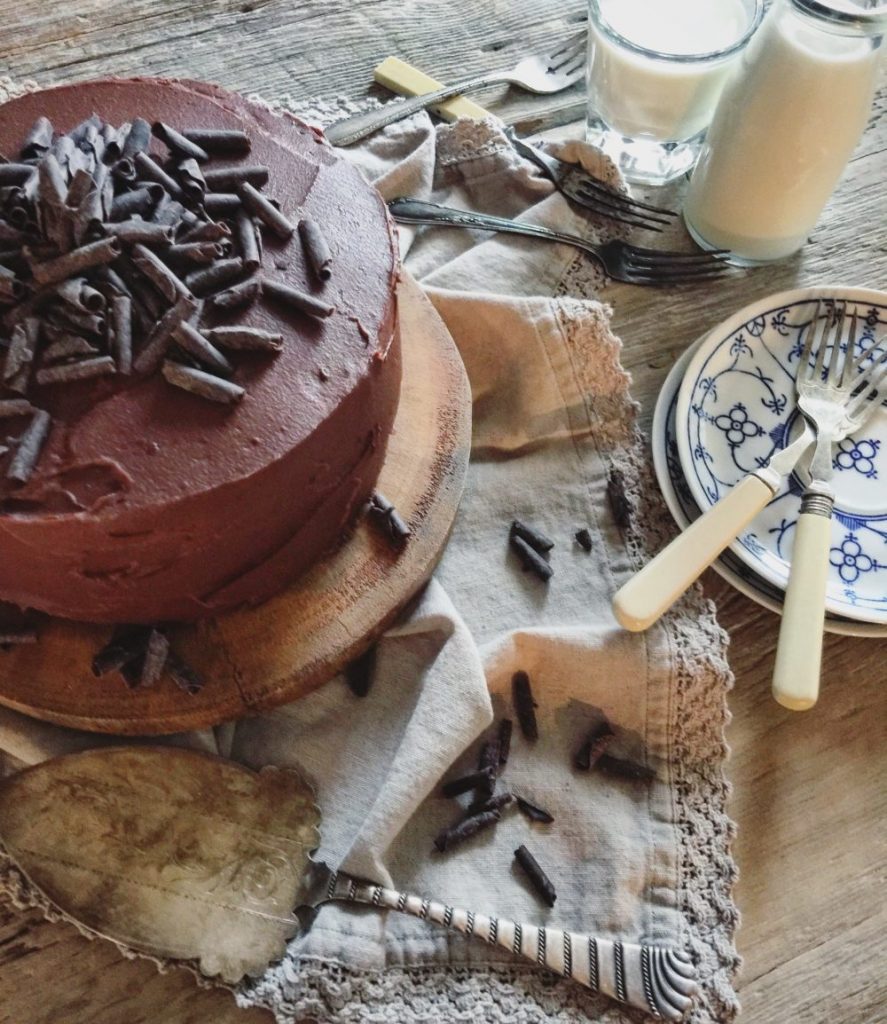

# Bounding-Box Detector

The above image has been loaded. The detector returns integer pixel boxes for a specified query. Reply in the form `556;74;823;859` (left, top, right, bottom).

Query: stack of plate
652;286;887;638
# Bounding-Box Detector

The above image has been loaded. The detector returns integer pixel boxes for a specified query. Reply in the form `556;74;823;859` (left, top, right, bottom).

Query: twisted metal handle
325;73;505;146
329;871;698;1020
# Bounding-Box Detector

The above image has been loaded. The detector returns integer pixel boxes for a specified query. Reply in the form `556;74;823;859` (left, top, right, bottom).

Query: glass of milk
684;0;887;264
586;0;764;185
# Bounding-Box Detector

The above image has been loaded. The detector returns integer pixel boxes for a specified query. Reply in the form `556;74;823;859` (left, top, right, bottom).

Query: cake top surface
0;77;399;517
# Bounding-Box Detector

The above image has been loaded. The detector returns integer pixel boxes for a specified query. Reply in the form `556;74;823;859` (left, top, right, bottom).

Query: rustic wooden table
0;3;884;1023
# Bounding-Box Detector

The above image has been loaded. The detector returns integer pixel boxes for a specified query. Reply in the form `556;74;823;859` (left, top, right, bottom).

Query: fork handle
329;871;698;1020
613;473;775;632
388;197;600;256
325;73;505;146
772;493;834;710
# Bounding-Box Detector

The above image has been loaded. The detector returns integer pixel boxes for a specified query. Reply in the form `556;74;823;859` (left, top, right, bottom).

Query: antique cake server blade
0;747;697;1020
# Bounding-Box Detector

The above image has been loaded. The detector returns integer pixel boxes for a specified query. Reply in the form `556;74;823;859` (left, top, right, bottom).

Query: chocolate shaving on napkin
0;77;738;1024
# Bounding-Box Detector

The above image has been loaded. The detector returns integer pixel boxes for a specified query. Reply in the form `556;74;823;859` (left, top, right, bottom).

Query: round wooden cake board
0;274;471;735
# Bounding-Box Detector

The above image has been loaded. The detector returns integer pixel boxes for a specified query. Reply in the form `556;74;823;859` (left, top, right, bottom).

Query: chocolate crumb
607;469;632;530
515;796;554;824
497;718;513;766
575;528;593;552
140;628;170;686
166;652;204;695
574;721;615;771
596;754;656;782
366;490;411;546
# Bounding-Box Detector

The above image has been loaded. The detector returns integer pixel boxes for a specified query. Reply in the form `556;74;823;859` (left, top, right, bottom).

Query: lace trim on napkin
0;83;739;1024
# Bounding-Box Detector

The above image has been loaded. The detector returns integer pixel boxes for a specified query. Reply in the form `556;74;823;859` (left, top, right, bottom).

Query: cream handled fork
773;307;887;709
326;34;586;146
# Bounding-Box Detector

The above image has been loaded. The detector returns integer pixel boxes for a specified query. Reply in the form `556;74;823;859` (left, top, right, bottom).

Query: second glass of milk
586;0;763;185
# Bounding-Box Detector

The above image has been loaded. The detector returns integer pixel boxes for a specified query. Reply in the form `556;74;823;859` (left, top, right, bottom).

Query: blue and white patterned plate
675;287;887;624
652;334;887;638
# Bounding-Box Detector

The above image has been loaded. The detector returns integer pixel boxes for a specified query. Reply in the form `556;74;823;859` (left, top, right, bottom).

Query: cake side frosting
0;77;401;622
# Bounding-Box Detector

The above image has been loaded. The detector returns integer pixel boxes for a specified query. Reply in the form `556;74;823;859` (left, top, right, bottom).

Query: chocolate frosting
0;78;401;622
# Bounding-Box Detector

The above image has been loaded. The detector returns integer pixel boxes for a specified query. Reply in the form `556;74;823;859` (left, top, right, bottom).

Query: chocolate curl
99;123;124;163
151;122;209;163
104;220;176;246
298;218;332;281
0;222;27;246
110;184;164;220
48;133;75;170
515;796;554;824
71;184;104;247
166;241;225;266
203;193;241;217
0;274;26;305
31;236;122;288
94;265;134;298
42;335;98;363
596;755;656;782
365;490;411;545
140;628;170;687
182;128;251;155
93;160;116;219
607;469;632;530
49;306;106;338
54;277;106;313
111;158;138;184
111;295;132;374
167;652;204;695
2;318;39;383
36;153;71;251
69;114;102;147
184;257;246;297
7;409;50;483
176;158;206;202
440;768;495;799
91;626;147;677
239;182;294;239
207;277;260;312
0;164;35;186
151;196;192;228
121;117;152;159
511;519;554;554
511;670;538;741
65;168;94;209
36;356;116;386
130;243;190;303
133;294;198;375
433;809;500;853
510;534;553;582
263;279;334;319
234;210;260;269
514;845;556;907
172;321;233;375
206;326;283;352
178;220;231;244
573;721;615;771
162;360;245;405
0;399;34;418
133;151;183;199
204;165;269;191
21;117;53;161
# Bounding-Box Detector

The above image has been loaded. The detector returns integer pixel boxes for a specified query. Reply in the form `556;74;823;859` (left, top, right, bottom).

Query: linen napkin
0;76;739;1024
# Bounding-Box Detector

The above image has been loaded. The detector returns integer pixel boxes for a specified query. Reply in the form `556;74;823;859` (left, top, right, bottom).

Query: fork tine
572;188;671;228
845;345;887;419
811;302;832;382
574;182;677;219
798;299;821;380
579;201;666;232
626;265;731;285
626;250;728;268
826;302;845;385
548;36;586;68
840;308;859;388
623;241;727;259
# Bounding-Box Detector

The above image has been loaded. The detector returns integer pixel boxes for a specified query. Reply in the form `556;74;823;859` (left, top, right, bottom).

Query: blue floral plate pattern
675;287;887;625
652;334;887;638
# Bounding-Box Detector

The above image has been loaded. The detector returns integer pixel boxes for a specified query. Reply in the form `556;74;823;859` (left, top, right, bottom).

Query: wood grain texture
1;4;885;1023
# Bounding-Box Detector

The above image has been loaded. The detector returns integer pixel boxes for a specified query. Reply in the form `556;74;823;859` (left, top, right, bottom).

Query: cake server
772;308;887;709
0;746;698;1021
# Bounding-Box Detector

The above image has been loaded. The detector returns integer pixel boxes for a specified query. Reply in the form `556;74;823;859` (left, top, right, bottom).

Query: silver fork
773;302;887;710
504;127;677;233
387;197;729;286
326;34;586;147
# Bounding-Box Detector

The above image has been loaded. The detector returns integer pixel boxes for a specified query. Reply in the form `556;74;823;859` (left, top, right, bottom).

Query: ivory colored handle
772;508;833;710
613;473;774;632
373;56;492;122
331;872;698;1020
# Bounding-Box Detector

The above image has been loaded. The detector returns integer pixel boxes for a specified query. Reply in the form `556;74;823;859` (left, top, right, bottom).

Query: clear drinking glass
586;0;763;186
684;0;887;264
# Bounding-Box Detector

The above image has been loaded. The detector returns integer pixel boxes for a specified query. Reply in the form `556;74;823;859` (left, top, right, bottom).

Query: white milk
684;8;882;262
588;0;752;142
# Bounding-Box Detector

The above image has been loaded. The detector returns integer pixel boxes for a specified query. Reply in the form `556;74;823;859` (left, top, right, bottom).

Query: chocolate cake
0;78;402;624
